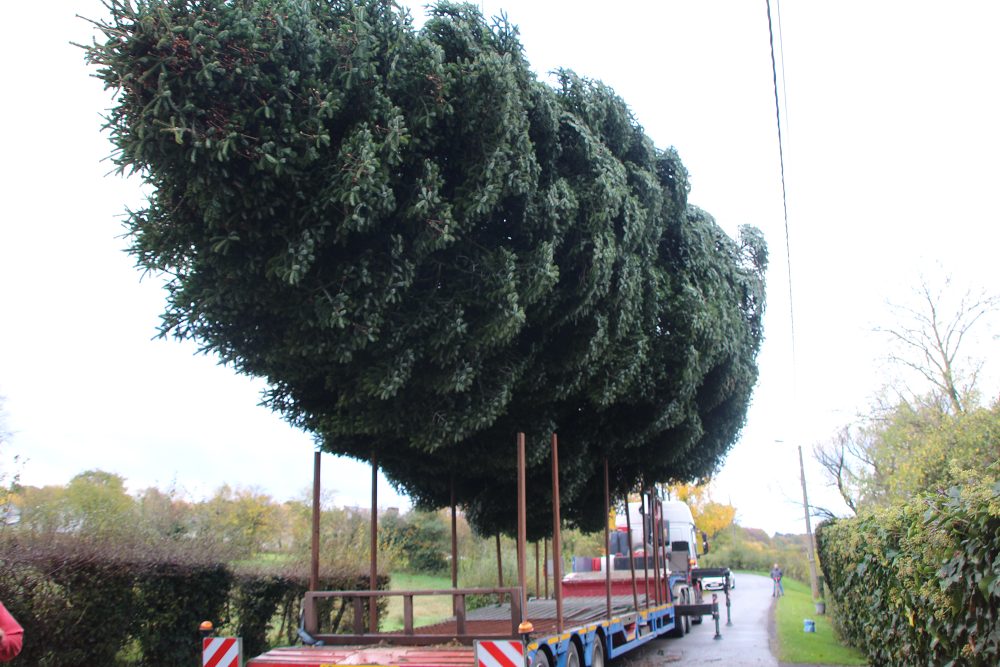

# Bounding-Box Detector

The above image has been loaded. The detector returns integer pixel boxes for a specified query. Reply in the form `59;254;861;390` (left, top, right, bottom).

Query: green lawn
775;578;867;665
382;572;455;631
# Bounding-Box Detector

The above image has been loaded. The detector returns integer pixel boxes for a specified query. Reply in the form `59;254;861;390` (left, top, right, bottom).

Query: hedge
815;471;1000;667
0;535;387;666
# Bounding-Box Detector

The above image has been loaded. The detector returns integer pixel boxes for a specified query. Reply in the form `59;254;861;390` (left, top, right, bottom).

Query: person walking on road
770;563;784;597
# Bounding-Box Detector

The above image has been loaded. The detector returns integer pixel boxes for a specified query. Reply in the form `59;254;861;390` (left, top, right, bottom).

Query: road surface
617;573;778;667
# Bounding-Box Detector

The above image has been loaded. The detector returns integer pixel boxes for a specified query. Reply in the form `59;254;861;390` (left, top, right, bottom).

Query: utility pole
798;445;821;600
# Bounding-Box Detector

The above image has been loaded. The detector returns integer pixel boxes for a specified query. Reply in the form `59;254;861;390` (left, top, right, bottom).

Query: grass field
775;578;867;665
382;572;455;631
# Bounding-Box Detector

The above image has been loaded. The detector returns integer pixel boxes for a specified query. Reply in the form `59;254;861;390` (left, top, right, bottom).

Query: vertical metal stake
624;492;640;611
496;533;505;605
603;459;612;620
451;479;458;590
651;492;662;606
551;433;564;633
516;432;528;619
310;450;321;592
496;534;505;586
640;488;650;608
534;541;540;599
369;454;378;633
543;538;549;599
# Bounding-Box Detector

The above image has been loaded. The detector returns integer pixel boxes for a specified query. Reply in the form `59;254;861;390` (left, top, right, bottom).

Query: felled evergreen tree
87;0;767;537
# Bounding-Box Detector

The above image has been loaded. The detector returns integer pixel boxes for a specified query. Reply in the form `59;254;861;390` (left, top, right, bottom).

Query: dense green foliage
86;0;766;537
816;469;1000;667
381;509;450;573
0;533;387;666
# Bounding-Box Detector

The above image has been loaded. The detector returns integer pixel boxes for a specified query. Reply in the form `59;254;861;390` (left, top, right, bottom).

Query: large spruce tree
87;0;767;537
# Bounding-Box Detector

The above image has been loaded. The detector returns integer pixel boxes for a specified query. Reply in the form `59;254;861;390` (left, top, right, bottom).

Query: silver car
702;571;735;591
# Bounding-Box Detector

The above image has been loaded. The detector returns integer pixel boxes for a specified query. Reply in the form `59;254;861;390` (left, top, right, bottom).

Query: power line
766;0;797;368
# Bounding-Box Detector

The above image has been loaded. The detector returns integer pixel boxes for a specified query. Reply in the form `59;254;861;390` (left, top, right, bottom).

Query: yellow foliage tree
667;482;736;538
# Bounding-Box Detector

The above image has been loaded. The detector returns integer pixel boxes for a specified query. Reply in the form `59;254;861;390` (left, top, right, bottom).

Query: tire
589;637;605;667
667;588;687;638
565;643;581;667
530;650;550;667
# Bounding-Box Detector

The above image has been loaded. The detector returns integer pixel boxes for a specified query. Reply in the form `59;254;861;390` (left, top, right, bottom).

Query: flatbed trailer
248;435;725;667
249;587;704;667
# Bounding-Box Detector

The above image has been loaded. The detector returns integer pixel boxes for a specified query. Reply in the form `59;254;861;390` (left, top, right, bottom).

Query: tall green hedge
815;471;1000;667
0;535;387;666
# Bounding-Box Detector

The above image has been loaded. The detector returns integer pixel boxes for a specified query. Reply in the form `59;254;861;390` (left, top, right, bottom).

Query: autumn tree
17;471;137;537
136;486;194;540
196;485;280;555
87;0;767;537
667;481;736;538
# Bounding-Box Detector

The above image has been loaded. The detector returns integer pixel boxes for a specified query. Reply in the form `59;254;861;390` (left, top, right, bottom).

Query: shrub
381;510;450;574
228;566;389;655
816;469;1000;667
0;533;390;665
0;535;140;666
132;558;232;667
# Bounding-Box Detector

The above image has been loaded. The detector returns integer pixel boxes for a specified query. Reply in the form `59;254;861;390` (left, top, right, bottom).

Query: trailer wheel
589;637;605;667
666;588;687;638
530;649;550;667
690;584;703;625
565;642;582;667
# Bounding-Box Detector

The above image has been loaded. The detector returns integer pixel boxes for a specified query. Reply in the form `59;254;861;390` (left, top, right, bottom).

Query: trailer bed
249;645;477;667
250;594;671;667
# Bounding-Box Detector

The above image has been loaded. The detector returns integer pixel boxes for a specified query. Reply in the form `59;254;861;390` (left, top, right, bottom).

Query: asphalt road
616;573;778;667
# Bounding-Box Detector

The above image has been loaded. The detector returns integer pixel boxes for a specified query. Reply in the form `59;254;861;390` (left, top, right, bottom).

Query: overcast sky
1;1;997;535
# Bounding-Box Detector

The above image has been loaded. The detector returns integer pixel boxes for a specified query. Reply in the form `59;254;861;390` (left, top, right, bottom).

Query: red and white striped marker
203;637;241;667
475;640;525;667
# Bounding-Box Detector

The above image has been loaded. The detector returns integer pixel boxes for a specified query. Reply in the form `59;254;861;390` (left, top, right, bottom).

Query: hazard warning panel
203;637;242;667
475;640;525;667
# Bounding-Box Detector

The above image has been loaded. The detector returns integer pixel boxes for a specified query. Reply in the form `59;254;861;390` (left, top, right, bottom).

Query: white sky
1;1;997;535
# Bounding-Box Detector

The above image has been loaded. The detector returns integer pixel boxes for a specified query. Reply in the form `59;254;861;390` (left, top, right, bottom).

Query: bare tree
813;424;886;516
816;276;998;514
879;275;998;414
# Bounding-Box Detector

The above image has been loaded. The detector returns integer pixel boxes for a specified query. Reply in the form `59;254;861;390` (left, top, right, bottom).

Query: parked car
701;570;735;591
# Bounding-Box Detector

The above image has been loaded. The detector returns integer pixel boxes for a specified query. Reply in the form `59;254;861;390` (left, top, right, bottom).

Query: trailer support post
516;432;528;619
543;538;549;599
451;480;458;591
624;491;640;611
496;534;506;605
650;491;662;606
603;459;612;620
369;455;378;633
639;488;650;608
310;450;321;592
534;541;540;599
496;535;504;587
713;594;722;640
306;450;321;635
551;433;564;633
